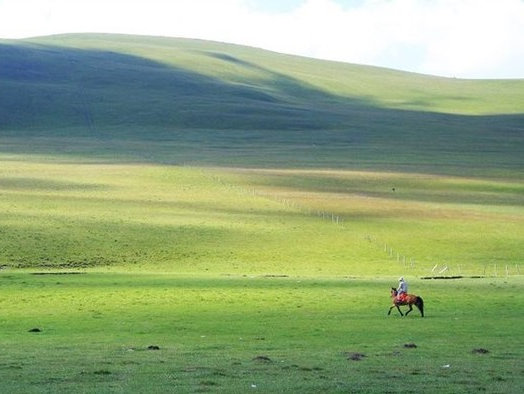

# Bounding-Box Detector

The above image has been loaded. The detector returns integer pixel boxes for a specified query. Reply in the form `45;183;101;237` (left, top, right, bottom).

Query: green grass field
0;158;522;392
1;161;522;276
1;34;523;177
1;273;522;393
0;34;523;392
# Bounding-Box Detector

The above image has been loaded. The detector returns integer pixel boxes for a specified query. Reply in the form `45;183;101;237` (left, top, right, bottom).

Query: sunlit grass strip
1;158;522;277
208;167;524;277
0;160;390;276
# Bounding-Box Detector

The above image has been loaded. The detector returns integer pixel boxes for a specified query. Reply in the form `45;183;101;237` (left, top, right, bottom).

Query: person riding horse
388;278;424;317
397;277;408;302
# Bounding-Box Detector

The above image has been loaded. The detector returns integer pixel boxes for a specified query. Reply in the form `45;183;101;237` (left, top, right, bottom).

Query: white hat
399;277;404;281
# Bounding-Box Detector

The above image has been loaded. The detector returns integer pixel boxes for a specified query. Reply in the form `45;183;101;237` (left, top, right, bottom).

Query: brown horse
388;288;424;317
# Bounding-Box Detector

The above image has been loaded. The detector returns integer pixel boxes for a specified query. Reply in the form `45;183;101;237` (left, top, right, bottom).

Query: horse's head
391;287;398;296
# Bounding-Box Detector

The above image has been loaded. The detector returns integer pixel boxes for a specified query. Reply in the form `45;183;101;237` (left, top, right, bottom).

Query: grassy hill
0;34;523;393
0;33;522;271
1;33;523;175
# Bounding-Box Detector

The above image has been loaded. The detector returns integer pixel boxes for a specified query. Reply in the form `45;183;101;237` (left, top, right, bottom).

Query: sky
0;0;523;79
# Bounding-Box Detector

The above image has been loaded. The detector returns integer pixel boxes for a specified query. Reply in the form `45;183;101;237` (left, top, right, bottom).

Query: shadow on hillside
0;177;108;191
0;41;351;133
223;171;524;207
0;42;523;176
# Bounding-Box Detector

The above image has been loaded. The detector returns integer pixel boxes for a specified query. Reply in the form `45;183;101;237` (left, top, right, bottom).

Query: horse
388;288;424;317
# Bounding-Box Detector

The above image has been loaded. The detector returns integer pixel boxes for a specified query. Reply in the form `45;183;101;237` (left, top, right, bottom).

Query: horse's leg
388;305;395;315
388;304;403;316
396;305;403;316
405;304;413;316
415;297;424;317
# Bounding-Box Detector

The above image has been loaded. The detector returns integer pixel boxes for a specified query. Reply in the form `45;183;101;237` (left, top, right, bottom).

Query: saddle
396;293;408;303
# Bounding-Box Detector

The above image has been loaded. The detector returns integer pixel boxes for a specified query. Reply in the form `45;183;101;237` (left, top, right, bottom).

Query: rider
397;277;408;302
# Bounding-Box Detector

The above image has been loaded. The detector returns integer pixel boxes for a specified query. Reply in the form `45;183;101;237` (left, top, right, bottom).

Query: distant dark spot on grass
404;343;417;348
1;364;23;370
121;360;140;365
472;348;489;354
93;370;112;375
31;272;86;275
28;328;42;333
212;371;227;377
252;355;272;363
147;345;160;350
200;380;218;386
344;352;366;361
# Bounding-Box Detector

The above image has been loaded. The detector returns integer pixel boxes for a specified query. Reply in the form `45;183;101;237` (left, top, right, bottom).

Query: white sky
0;0;523;79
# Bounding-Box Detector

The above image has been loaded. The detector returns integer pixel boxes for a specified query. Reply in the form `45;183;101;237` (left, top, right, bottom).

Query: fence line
202;169;522;278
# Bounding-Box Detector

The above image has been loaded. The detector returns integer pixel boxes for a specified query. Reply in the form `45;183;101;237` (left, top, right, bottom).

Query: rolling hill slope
0;36;523;394
0;33;523;174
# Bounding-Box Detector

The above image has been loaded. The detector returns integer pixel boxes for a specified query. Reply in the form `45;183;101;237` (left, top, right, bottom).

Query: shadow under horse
388;288;424;317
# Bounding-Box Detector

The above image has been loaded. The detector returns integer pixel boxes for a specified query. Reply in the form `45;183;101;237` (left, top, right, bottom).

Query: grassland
1;160;522;276
0;34;523;392
1;34;523;177
18;33;524;116
0;157;523;392
0;273;522;393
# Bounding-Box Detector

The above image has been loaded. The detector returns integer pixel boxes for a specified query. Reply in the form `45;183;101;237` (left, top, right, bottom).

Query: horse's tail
416;296;424;317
